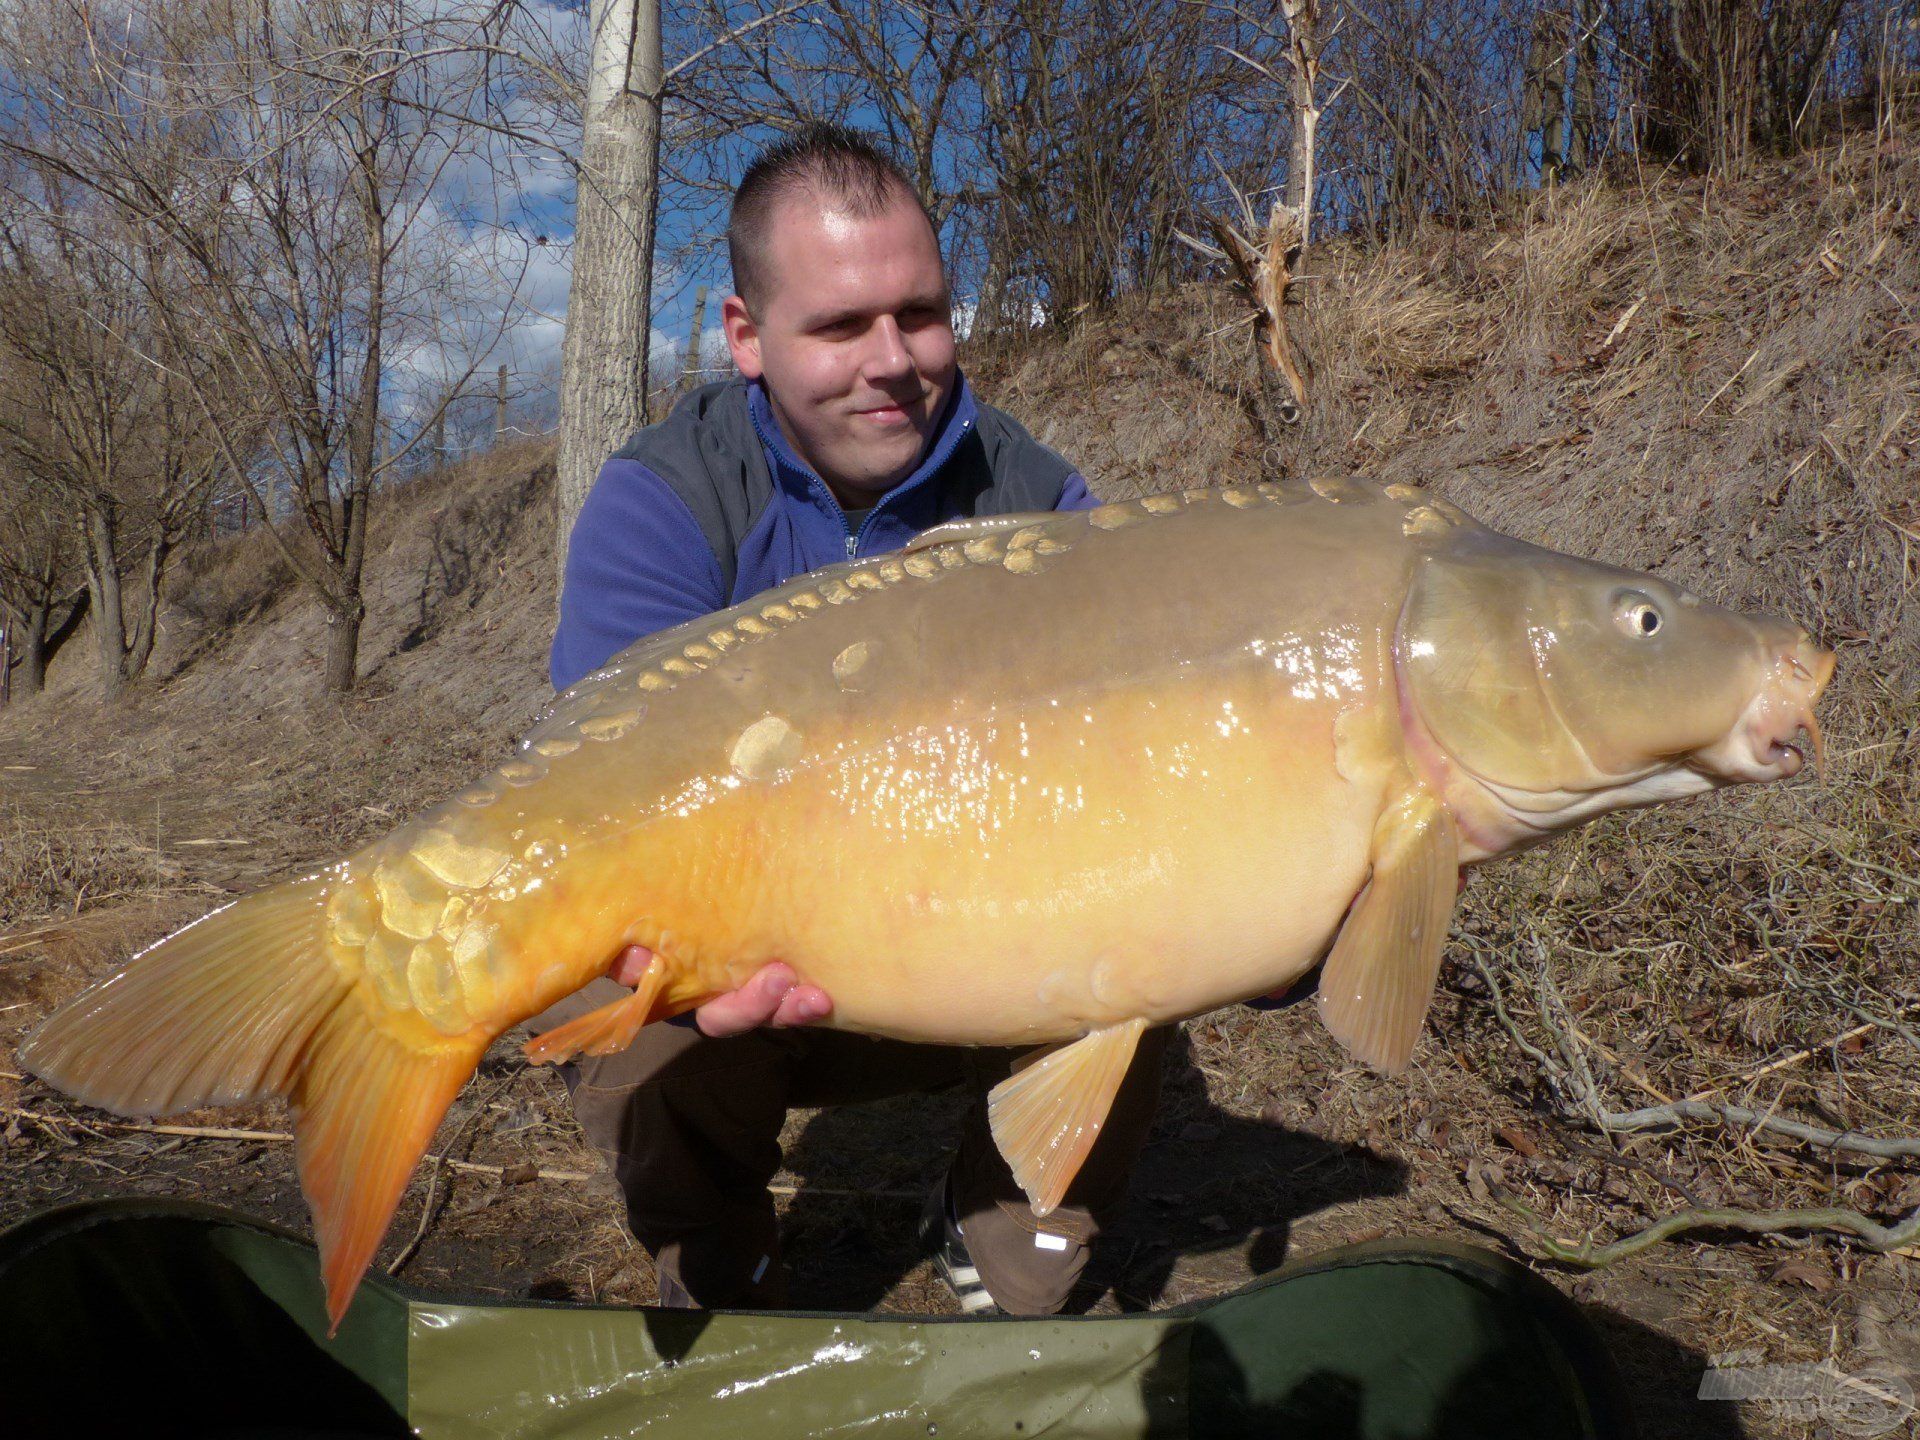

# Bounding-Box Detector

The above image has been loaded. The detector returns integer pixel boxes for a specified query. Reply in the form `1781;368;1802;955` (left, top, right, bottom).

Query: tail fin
293;1002;478;1332
19;873;483;1333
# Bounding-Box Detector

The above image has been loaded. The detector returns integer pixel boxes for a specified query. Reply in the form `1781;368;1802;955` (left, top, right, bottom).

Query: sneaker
918;1175;1001;1315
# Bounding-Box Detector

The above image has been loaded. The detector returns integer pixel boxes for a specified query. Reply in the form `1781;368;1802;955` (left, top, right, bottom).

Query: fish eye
1615;593;1663;638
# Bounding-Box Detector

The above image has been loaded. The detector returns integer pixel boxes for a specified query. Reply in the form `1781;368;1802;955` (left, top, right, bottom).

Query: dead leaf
1770;1258;1834;1292
1497;1126;1540;1158
1466;1159;1493;1204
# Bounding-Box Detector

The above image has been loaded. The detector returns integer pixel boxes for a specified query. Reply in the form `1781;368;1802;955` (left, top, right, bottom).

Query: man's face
723;190;956;507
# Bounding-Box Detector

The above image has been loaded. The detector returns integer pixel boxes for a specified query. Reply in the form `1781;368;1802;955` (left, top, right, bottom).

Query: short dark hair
727;123;933;311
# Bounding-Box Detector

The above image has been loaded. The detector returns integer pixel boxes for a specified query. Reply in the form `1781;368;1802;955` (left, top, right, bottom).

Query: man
539;124;1170;1316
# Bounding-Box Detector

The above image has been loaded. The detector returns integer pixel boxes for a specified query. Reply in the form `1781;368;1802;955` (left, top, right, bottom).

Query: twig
1;1107;290;1142
0;925;70;957
1694;347;1762;420
388;1072;516;1277
1589;1098;1920;1160
1496;1189;1920;1268
0;1107;913;1196
387;1151;451;1277
1683;1022;1878;1102
1467;949;1920;1161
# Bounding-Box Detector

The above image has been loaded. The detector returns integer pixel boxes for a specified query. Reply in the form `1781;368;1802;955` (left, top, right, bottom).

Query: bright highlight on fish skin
17;477;1832;1333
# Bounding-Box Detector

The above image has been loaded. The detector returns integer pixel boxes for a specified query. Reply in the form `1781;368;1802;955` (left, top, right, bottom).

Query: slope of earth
5;129;1919;1439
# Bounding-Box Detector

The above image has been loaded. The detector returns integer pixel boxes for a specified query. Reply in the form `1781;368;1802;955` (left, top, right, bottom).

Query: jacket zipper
755;387;976;566
831;412;976;563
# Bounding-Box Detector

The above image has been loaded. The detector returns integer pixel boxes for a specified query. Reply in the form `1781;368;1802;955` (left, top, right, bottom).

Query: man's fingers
609;944;654;987
695;963;795;1038
693;963;833;1038
606;952;830;1038
770;985;833;1027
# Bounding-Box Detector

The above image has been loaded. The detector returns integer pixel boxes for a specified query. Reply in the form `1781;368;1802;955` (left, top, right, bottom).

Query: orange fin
987;1018;1147;1217
293;1005;481;1334
20;869;488;1335
19;874;344;1116
1315;786;1461;1074
522;955;669;1065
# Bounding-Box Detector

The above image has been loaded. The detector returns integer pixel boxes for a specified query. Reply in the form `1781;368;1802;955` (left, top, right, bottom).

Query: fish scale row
531;477;1453;757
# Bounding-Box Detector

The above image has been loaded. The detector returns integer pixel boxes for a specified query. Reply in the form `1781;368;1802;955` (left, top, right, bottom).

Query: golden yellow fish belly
426;671;1373;1048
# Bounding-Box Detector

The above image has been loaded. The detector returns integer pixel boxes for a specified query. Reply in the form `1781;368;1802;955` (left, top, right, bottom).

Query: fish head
1399;528;1834;849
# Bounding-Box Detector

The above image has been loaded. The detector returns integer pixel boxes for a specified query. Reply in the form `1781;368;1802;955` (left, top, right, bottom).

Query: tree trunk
82;505;129;702
328;136;388;696
1281;0;1322;249
21;613;47;695
556;0;664;597
323;596;364;693
1570;0;1600;169
123;533;170;684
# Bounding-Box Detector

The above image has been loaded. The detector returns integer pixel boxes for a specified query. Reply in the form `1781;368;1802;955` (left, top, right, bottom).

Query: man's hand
608;946;832;1038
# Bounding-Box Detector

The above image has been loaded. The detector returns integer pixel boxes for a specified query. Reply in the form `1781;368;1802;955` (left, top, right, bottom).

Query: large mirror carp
21;477;1833;1331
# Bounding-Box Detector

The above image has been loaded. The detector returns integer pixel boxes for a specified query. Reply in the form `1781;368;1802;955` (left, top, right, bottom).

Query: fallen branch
1496;1188;1920;1268
1465;948;1920;1162
1576;1098;1920;1160
2;1107;287;1143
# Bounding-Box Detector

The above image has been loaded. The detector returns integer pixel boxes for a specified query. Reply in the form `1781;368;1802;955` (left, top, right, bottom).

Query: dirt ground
6;130;1920;1438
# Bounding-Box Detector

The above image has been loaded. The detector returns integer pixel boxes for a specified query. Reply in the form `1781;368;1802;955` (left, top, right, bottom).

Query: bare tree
0;0;534;692
1633;0;1855;170
0;455;83;703
1188;0;1335;435
0;185;233;701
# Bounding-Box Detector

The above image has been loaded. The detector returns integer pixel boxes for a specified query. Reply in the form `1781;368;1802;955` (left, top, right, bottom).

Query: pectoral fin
988;1018;1148;1217
1315;788;1460;1075
523;955;669;1065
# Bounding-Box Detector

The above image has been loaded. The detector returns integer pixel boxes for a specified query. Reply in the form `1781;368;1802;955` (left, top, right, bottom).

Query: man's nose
862;315;914;380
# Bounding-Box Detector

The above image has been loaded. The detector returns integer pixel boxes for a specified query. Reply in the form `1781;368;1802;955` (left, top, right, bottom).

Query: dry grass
0;808;184;932
170;525;295;629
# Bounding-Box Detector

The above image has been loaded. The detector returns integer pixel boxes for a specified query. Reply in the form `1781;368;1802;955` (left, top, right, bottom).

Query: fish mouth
1692;639;1835;783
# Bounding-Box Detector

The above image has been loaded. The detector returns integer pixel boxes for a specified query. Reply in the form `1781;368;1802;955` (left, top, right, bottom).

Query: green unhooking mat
0;1199;1632;1438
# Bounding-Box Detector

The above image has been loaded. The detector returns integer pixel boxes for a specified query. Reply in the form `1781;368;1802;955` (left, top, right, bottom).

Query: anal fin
1315;787;1461;1075
522;955;669;1065
987;1018;1148;1217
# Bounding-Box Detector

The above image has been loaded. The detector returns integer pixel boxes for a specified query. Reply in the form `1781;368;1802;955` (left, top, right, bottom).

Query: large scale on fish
22;476;1833;1331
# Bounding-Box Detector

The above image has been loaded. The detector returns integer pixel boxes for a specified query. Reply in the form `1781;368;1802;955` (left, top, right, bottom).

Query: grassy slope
3;128;1918;1438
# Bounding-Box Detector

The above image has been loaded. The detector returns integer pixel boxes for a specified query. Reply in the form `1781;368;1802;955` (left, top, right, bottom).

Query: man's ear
721;294;763;380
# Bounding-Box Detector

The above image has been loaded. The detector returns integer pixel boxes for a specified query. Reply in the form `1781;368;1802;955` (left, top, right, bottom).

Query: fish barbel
21;478;1833;1330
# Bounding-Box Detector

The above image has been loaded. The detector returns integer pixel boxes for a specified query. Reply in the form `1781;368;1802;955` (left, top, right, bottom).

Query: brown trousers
533;978;1169;1314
